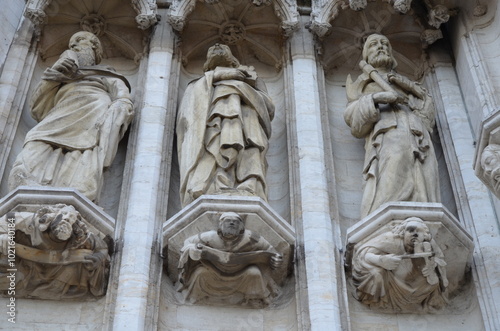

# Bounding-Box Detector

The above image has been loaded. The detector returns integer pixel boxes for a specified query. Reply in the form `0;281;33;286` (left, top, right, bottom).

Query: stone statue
8;31;134;202
0;204;110;299
352;217;448;312
176;43;275;207
176;212;283;307
480;144;500;194
344;34;440;218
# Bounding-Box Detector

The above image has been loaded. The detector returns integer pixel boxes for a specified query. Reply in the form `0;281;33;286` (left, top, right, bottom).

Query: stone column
287;17;344;330
0;16;38;180
109;11;176;331
429;60;500;331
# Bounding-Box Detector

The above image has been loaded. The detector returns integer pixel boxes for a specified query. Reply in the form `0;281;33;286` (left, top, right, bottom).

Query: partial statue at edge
176;43;275;207
344;33;440;218
352;217;448;312
8;31;134;202
176;212;283;307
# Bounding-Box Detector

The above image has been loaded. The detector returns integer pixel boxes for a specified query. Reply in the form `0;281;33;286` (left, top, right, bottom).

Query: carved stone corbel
345;202;474;313
0;187;115;300
162;195;295;307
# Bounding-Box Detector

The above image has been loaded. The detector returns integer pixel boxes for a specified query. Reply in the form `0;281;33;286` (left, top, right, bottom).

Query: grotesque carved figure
176;212;283;307
481;144;500;194
176;44;275;207
0;204;110;299
8;31;134;202
345;34;440;218
428;5;450;29
352;217;448;312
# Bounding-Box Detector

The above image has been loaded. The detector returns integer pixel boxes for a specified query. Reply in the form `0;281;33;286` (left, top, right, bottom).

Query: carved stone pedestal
475;113;500;199
0;186;114;300
162;195;295;308
345;202;474;313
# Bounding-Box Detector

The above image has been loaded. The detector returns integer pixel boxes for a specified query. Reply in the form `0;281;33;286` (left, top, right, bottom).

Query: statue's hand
421;261;437;277
378;254;402;270
270;254;283;269
213;68;248;82
372;91;401;105
0;234;9;255
109;99;134;125
52;58;78;76
84;251;107;271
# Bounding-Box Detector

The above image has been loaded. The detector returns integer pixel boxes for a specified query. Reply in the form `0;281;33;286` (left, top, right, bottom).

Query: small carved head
203;43;240;72
218;212;245;240
393;217;431;252
362;34;398;70
36;204;82;242
481;144;500;191
69;31;103;65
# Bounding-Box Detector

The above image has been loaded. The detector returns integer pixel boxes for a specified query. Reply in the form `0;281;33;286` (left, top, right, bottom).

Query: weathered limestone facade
0;0;499;330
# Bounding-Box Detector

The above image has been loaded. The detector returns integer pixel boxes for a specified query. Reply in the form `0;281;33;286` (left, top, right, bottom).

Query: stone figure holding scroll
8;31;134;202
352;217;448;311
176;44;275;206
344;34;440;218
0;204;110;299
176;212;282;307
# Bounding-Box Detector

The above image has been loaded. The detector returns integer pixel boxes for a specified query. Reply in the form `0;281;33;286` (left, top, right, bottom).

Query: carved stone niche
345;202;474;313
0;187;114;300
162;195;295;308
475;114;500;199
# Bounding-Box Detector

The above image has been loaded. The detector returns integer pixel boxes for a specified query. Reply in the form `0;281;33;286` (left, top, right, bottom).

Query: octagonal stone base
345;202;474;311
0;186;115;300
161;195;295;305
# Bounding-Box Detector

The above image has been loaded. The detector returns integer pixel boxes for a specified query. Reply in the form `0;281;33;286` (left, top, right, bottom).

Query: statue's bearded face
219;216;244;239
403;221;428;252
51;210;77;241
69;32;98;66
203;43;239;71
366;35;393;69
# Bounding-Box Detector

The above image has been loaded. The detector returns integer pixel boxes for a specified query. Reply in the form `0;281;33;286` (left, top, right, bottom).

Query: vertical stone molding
109;10;176;330
288;16;345;330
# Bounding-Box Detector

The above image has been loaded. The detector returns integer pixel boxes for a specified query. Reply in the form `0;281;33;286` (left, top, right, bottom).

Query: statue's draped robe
352;232;447;311
9;56;133;201
176;67;274;206
344;72;440;217
177;230;278;305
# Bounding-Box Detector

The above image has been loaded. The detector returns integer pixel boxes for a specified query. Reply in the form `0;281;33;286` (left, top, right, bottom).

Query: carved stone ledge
0;186;114;300
162;195;295;307
345;202;474;313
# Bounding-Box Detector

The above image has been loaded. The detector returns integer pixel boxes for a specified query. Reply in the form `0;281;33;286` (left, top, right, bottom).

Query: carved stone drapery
8;31;134;202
